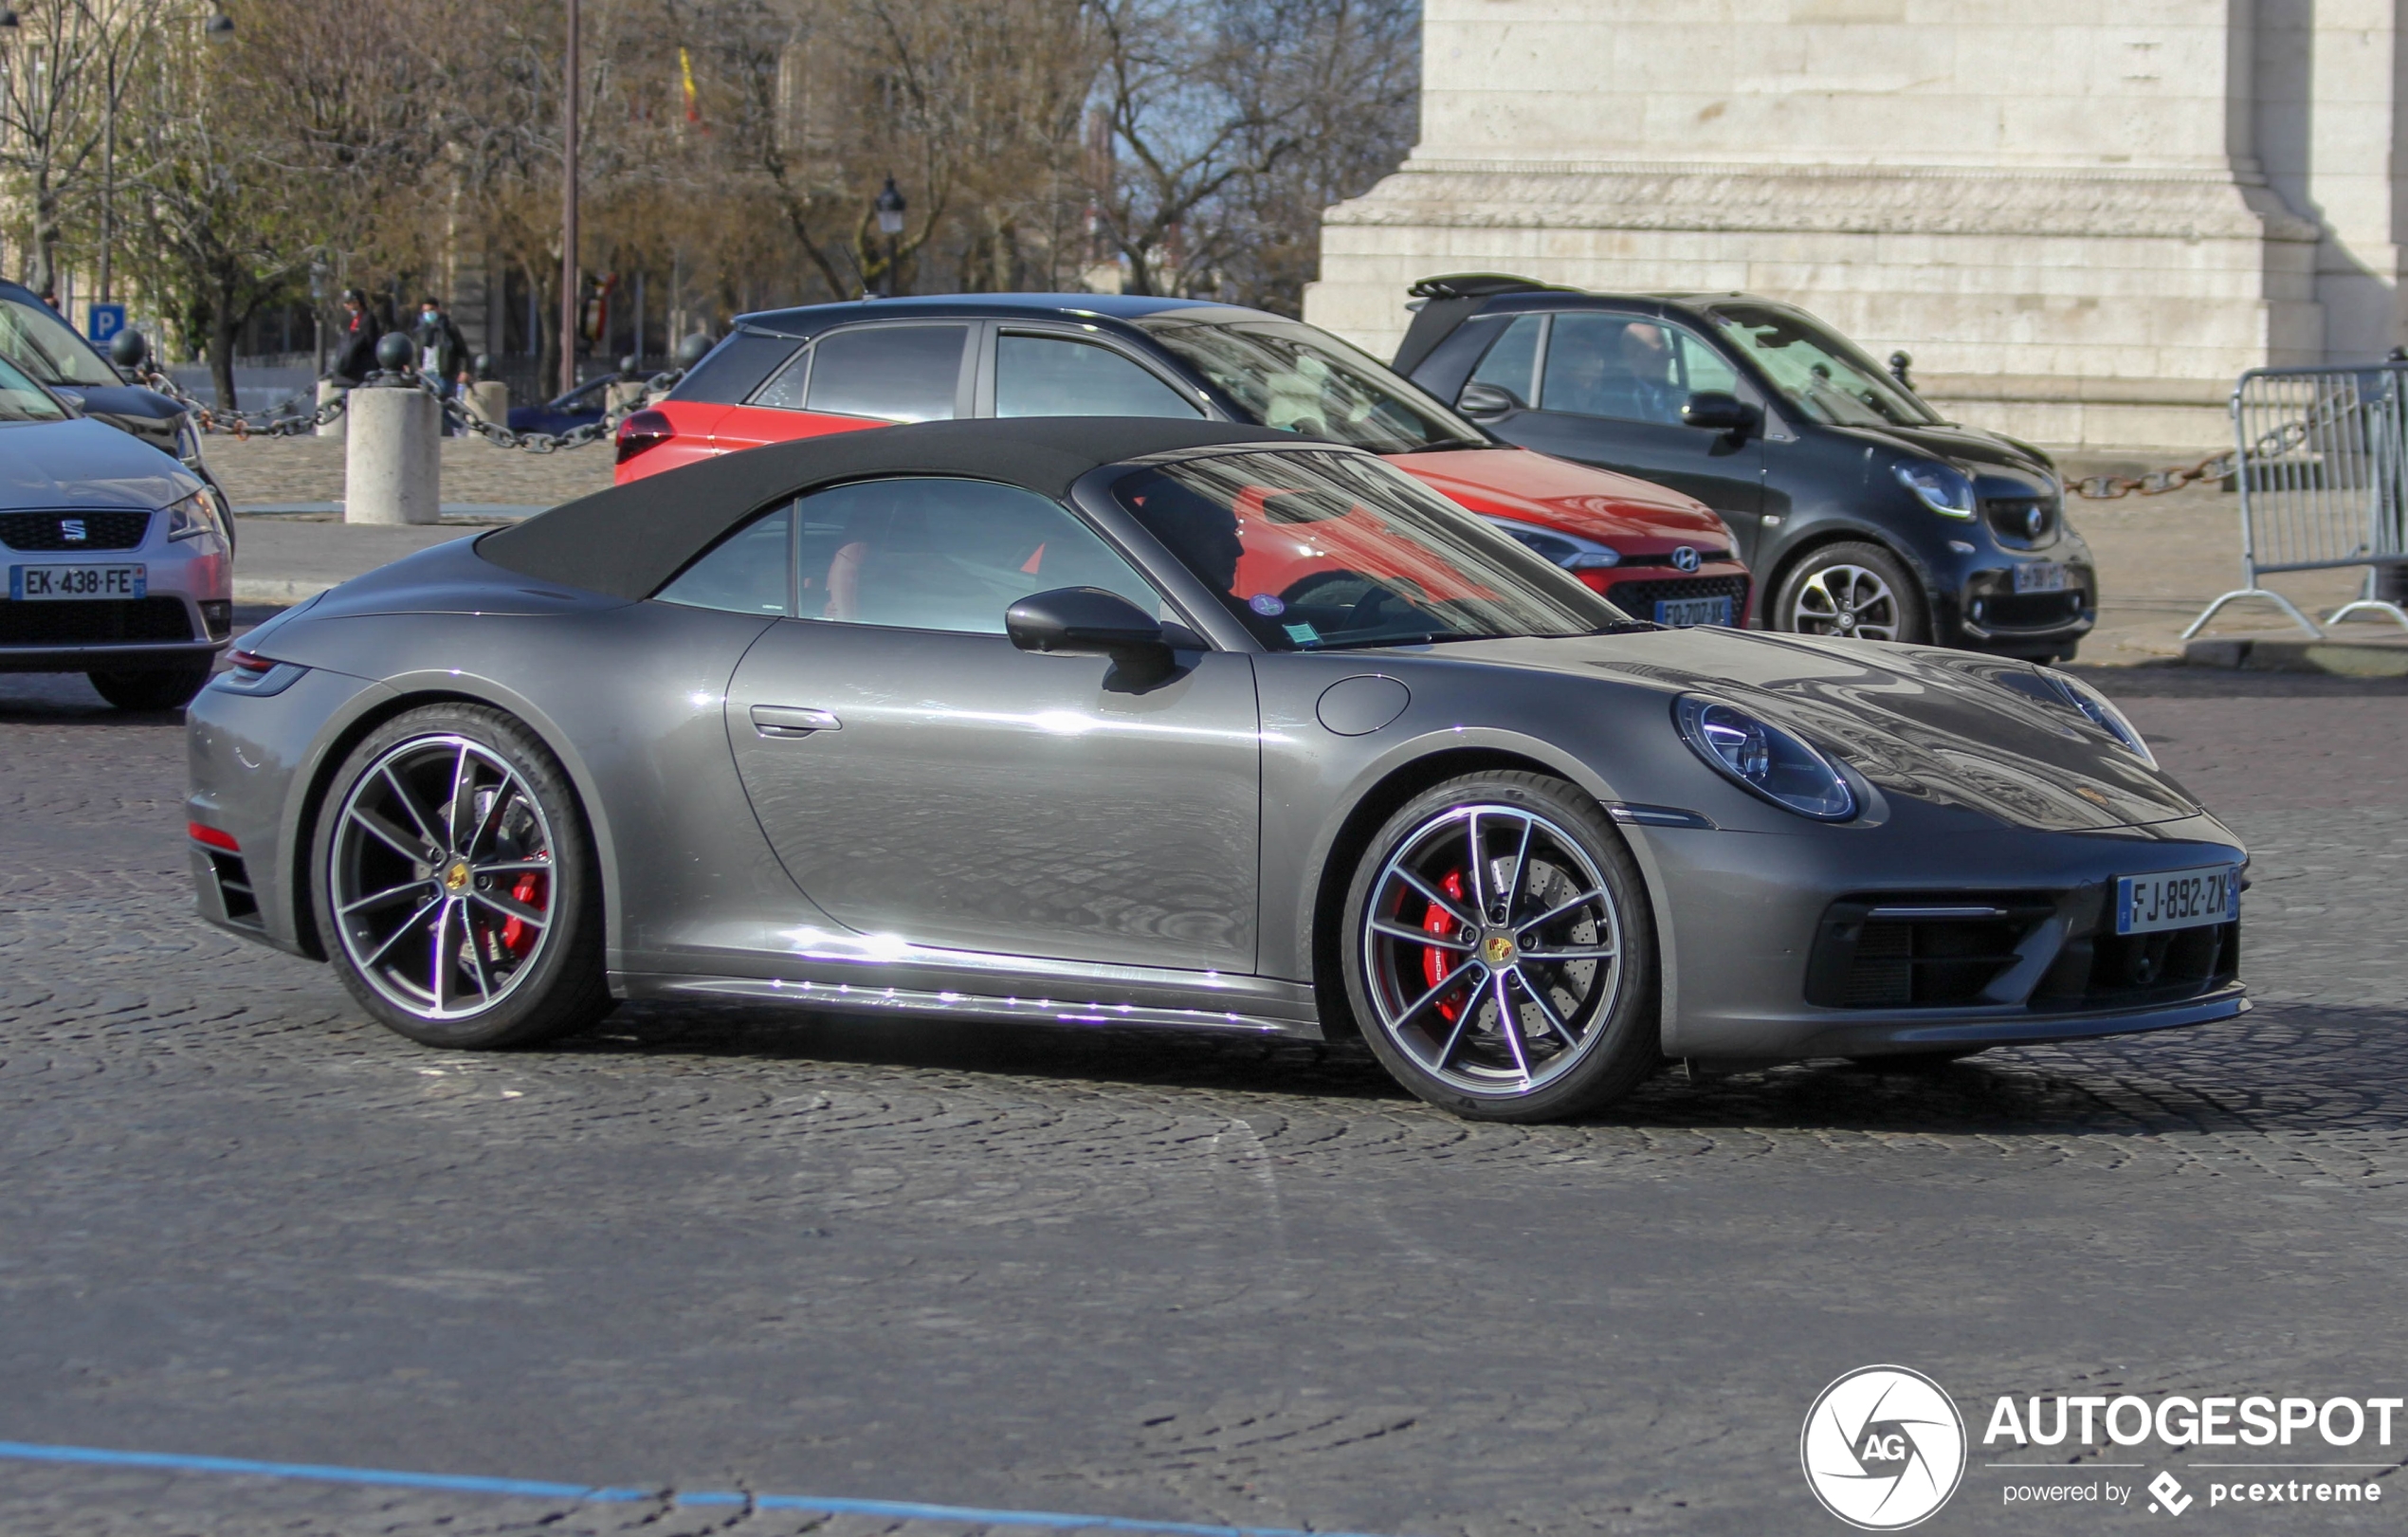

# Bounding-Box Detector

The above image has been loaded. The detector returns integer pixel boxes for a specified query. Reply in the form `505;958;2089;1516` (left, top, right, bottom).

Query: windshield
0;354;68;422
1137;317;1487;453
1706;302;1941;429
0;297;120;388
1113;448;1630;651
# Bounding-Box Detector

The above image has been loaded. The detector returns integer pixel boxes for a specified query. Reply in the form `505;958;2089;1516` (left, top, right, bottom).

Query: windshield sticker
1249;593;1286;615
1282;621;1321;646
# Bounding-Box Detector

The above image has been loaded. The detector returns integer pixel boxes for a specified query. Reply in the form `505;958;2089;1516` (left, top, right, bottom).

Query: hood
1436;626;2200;833
1834;420;2057;490
0;417;199;511
1393;447;1732;556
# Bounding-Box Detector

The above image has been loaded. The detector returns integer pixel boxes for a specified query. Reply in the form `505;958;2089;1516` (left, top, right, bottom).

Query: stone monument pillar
1307;0;2401;447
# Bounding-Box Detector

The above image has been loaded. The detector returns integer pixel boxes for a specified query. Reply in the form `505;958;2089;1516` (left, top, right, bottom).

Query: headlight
2040;669;2154;766
1674;695;1857;820
1481;515;1621;570
163;488;228;544
1893;461;1975;519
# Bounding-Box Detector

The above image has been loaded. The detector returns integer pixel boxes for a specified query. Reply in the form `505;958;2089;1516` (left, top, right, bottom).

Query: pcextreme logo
1802;1365;1969;1529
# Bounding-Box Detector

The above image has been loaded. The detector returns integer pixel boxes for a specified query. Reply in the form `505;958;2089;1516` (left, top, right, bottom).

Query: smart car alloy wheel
1344;773;1660;1120
1778;542;1929;644
316;704;611;1048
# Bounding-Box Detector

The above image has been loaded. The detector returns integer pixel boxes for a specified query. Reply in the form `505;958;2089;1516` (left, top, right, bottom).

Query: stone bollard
604;379;648;416
344;384;442;525
316;379;349;441
466;379;509;427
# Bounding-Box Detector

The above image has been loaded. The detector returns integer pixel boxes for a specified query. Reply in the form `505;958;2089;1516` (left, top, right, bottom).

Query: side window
675;332;804;405
1541;313;1740;425
1466;314;1543;406
1673;329;1742;395
994;334;1201;419
796;477;1163;635
750;347;812;410
802;324;967;422
654;503;793;616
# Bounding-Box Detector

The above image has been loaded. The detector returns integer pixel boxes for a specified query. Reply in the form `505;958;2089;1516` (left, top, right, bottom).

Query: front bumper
0;527;232;671
1636;809;2247;1060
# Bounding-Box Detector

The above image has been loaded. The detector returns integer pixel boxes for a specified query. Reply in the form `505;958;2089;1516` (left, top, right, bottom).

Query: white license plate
2013;562;2070;594
1654;595;1733;628
2115;864;2240;936
10;563;146;601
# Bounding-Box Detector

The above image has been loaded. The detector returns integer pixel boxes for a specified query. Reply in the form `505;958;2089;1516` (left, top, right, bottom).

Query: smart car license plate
1654;595;1733;627
2013;562;2070;594
10;563;145;600
2114;864;2240;936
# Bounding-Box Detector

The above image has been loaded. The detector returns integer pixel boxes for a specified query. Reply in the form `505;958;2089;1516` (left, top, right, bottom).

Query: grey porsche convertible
187;418;2244;1122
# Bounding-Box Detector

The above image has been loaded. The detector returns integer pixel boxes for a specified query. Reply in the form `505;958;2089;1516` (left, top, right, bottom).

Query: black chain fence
138;366;682;451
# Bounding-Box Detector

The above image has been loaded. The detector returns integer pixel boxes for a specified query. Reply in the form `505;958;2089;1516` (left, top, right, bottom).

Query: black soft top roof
478;416;1295;600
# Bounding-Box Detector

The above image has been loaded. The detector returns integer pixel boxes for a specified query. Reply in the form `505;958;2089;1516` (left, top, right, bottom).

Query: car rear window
672;331;803;405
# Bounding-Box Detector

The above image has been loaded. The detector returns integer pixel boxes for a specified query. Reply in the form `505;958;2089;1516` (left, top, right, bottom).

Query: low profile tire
1773;541;1930;645
312;703;611;1049
1341;771;1661;1123
87;664;211;711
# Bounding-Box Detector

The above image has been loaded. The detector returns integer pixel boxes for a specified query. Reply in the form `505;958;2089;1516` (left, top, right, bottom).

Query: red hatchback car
616;296;1750;628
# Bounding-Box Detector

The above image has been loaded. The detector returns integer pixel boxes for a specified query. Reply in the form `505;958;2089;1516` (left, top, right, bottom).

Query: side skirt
612;971;1325;1040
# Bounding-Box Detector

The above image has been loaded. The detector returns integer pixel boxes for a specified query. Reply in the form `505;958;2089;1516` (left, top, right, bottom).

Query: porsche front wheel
313;704;611;1049
1341;772;1660;1122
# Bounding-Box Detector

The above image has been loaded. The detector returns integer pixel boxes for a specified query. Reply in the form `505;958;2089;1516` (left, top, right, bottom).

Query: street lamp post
557;0;579;396
874;176;904;299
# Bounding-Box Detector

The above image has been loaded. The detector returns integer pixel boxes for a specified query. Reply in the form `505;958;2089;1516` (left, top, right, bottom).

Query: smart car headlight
1674;695;1856;820
1893;460;1975;519
163;487;228;545
2040;668;2155;766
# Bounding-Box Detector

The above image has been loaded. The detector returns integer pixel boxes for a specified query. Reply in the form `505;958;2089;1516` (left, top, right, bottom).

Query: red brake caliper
501;872;546;957
1421;869;1468;1021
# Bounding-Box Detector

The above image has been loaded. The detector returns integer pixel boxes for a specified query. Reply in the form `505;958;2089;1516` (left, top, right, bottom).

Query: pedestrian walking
329;289;384;387
412;298;472;433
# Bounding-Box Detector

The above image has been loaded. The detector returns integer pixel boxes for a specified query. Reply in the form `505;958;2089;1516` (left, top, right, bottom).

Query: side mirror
1681;391;1757;435
1007;586;1176;684
1455;381;1523;419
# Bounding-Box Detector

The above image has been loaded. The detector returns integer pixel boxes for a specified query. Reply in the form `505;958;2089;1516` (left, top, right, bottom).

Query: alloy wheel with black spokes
315;704;611;1048
1341;771;1659;1122
1776;541;1929;645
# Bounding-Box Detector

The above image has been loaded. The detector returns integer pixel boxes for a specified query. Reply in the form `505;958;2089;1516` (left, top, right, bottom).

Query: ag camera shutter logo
1801;1365;1967;1529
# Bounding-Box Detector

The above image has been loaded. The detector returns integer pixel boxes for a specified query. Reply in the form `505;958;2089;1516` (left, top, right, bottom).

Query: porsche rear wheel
1341;772;1660;1122
314;704;611;1049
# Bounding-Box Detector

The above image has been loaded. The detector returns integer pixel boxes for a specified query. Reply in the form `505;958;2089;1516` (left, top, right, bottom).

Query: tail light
616;409;674;464
227;650;274;677
188;821;240;852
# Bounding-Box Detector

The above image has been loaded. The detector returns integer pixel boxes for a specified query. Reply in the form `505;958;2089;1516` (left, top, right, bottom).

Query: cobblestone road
2;665;2404;1536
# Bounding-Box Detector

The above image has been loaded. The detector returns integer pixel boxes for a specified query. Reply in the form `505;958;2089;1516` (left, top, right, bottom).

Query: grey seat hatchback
1395;275;2094;661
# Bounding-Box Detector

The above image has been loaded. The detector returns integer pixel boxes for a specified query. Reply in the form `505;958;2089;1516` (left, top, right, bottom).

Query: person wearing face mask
411;297;471;422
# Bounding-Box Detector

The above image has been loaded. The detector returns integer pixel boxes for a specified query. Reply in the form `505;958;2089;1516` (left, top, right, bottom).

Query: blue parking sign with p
86;302;126;344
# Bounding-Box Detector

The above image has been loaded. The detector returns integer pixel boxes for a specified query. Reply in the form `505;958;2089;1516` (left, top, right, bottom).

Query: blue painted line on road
0;1439;1389;1537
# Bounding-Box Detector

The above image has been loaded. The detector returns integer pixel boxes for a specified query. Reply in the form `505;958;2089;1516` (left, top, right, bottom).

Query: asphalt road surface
3;658;2405;1536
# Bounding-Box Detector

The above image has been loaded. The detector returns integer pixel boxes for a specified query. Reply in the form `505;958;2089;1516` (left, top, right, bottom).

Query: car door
717;474;1261;971
1476;311;1773;564
708;321;974;453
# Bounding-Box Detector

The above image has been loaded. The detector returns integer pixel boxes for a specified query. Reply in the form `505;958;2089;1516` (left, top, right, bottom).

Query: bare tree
0;0;143;295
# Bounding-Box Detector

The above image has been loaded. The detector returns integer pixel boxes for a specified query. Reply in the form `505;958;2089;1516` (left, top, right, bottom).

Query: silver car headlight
163;487;228;545
2040;668;2155;766
1893;460;1975;519
1675;695;1857;820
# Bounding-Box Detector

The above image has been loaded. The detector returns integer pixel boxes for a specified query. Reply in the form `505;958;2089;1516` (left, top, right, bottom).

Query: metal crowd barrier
2185;362;2408;638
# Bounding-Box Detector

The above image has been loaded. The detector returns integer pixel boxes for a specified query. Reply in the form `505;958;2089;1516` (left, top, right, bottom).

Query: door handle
751;704;841;738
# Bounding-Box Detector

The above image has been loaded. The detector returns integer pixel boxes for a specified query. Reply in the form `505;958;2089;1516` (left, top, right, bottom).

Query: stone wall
1305;0;2405;448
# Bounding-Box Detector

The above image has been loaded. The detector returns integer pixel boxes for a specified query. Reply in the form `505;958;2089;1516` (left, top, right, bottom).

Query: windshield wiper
1387;438;1505;454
